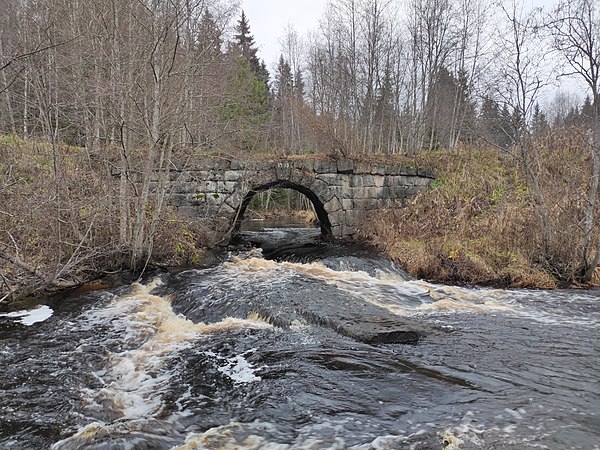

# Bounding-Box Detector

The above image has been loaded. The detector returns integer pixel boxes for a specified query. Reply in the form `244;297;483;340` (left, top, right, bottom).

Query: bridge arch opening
232;180;333;239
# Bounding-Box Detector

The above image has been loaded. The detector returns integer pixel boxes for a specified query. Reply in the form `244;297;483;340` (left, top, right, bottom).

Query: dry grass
0;136;210;302
363;141;600;288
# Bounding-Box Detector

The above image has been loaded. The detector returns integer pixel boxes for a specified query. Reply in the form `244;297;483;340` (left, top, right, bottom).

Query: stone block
371;164;386;175
353;198;380;211
224;170;243;182
316;173;342;186
360;175;376;187
224;191;244;209
400;166;418;176
417;167;435;178
337;159;354;174
218;203;236;215
328;210;345;226
201;181;218;192
314;161;337;174
295;159;314;172
373;175;385;188
205;192;223;204
276;162;293;179
414;176;432;187
340;199;353;210
196;157;230;171
218;181;238;193
364;186;384;199
331;224;343;238
188;170;209;182
385;165;401;175
172;183;197;194
385;175;409;187
324;196;343;213
310;179;335;203
391;186;408;198
350;176;363;188
344;209;362;227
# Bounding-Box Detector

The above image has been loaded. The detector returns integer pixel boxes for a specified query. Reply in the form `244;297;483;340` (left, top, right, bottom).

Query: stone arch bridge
163;158;434;243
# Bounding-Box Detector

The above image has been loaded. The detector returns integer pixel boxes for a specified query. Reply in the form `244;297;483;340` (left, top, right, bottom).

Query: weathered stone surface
161;157;433;242
354;162;371;174
275;162;293;179
371;164;386;175
373;175;385;188
314;161;337;174
400;166;418;176
224;170;243;182
316;173;343;186
359;174;376;187
340;199;353;210
324;196;343;213
337;159;354;174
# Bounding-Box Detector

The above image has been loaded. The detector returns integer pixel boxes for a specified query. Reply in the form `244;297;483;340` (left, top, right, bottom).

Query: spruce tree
581;95;594;125
294;69;305;101
275;55;293;99
234;11;269;85
531;103;549;136
197;9;222;60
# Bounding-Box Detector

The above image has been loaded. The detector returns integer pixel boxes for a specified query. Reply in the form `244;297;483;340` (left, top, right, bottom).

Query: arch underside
232;180;333;239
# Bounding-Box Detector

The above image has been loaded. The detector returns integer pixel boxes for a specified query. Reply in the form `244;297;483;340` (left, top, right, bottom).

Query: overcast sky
242;0;560;68
241;0;326;71
241;0;585;101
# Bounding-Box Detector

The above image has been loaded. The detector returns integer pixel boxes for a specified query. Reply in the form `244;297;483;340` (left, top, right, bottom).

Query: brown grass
363;141;596;288
0;136;209;303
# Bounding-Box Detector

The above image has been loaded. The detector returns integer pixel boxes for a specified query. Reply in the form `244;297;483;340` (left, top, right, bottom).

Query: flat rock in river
291;293;424;344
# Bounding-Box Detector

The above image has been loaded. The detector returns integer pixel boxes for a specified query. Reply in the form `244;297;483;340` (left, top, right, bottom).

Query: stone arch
232;180;333;238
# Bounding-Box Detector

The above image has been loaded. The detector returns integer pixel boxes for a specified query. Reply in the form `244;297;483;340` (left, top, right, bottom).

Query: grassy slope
363;147;561;288
0;136;208;304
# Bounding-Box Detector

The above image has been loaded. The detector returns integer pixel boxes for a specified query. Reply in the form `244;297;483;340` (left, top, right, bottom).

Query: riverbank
2;135;598;306
361;145;600;289
0;135;211;307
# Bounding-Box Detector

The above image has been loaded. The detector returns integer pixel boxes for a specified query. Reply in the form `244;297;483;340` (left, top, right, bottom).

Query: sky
241;0;326;70
242;0;560;69
241;0;586;102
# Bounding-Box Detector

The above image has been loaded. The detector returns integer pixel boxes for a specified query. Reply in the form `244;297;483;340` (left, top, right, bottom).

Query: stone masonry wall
159;158;434;243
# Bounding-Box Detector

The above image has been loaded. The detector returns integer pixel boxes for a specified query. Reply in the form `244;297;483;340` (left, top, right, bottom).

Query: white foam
207;351;262;384
0;305;53;326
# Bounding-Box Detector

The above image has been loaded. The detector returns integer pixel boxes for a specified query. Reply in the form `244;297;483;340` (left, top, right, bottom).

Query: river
1;223;599;449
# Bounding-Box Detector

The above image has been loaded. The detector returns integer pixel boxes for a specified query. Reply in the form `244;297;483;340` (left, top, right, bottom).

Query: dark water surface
1;224;599;449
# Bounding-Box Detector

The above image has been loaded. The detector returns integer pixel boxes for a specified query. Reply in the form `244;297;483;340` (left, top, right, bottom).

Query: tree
531;102;549;136
220;57;271;149
548;0;600;281
233;11;269;85
492;0;554;268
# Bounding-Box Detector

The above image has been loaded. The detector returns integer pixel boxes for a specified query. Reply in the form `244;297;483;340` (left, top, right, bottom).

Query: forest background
0;0;599;302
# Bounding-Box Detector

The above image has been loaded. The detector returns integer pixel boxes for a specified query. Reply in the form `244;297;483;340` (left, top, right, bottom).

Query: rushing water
1;224;599;449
